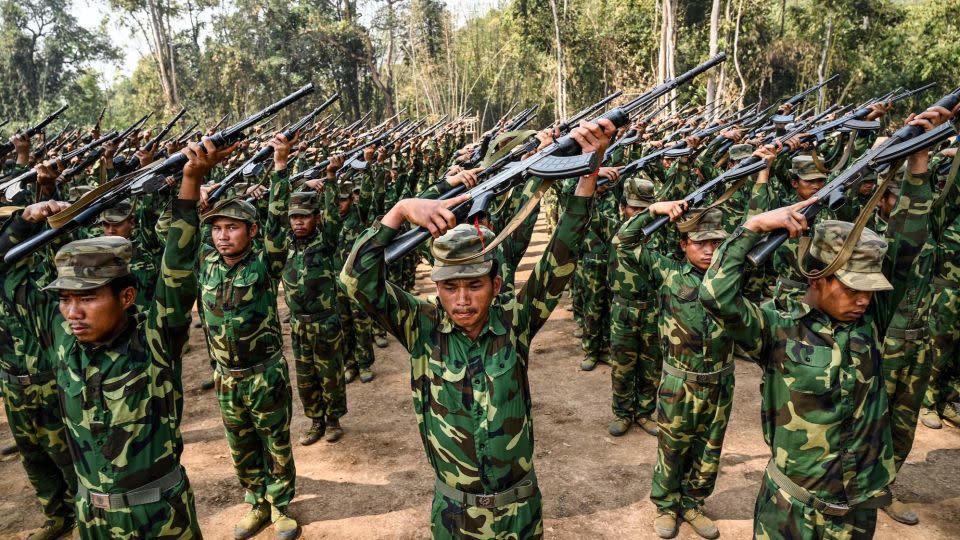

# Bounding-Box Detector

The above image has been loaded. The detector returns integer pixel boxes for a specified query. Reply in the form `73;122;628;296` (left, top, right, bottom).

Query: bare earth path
2;217;959;539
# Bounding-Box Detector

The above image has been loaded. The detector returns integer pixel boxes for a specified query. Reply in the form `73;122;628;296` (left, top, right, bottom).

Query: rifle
95;107;107;131
291;120;409;186
382;53;728;263
0;105;69;155
400;115;449;152
143;108;187;152
173;122;199;144
210;113;229;132
4;84;316;264
372;108;407;133
0;130;119;200
31;126;71;161
637;106;843;236
344;111;373;133
207;92;339;205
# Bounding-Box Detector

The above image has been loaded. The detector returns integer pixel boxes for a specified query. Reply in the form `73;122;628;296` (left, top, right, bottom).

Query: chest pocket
427;349;469;414
660;285;703;350
100;369;151;426
783;343;837;394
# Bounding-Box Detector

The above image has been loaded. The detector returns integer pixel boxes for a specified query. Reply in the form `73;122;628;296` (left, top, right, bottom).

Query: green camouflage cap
289;191;319;216
100;199;135;224
67;184;94;202
809;220;892;292
338;181;354;200
790;154;828;181
728;144;753;162
201;198;258;225
430;223;495;281
228;182;253;199
623;176;655;208
43;236;132;291
687;208;729;242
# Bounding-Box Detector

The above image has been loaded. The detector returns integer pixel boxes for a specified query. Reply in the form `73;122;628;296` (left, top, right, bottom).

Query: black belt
765;460;890;517
886;327;927;340
214;350;283;379
78;468;184;510
434;469;537;509
0;367;55;386
661;362;735;384
291;309;337;324
613;295;651;309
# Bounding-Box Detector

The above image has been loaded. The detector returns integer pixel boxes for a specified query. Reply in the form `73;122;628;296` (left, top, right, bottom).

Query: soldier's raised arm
263;132;295;277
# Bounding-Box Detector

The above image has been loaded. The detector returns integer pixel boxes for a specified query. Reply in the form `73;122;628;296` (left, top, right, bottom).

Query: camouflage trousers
215;358;296;508
881;326;932;470
923;286;960;414
1;376;76;523
609;299;660;420
430;489;543;540
337;287;375;371
650;369;734;513
753;469;876;540
543;188;559;235
578;256;611;359
290;318;347;422
76;470;202;539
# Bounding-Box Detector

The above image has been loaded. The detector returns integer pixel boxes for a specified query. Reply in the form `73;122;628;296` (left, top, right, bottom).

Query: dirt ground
2;219;960;540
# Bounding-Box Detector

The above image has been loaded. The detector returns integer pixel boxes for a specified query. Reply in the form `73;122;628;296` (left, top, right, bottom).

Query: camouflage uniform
609;178;661;422
617;209;733;516
340;195;592;539
198;176;296;509
700;170;928;538
99;198;164;307
283;190;347;424
0;202;203;538
335;179;376;375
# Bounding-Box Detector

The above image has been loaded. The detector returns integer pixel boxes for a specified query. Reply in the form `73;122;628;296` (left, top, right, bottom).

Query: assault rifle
0;105;69;155
4;84;317;264
382;53;728;263
746;87;960;266
143;108;187;152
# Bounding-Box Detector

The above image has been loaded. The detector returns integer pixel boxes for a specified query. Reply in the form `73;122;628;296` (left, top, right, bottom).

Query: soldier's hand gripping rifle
745;87;960;267
0;104;69;155
383;53;727;263
637;106;841;237
206;92;339;206
142;107;187;153
3;84;317;264
290;120;409;186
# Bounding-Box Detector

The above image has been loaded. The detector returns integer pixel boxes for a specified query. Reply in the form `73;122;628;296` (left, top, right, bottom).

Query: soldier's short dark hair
107;274;138;296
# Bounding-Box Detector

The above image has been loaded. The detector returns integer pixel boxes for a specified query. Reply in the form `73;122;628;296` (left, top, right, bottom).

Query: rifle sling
829;132;858;174
796;160;902;280
933;149;960;209
675;176;748;234
809;148;830;174
48;175;127;229
433;178;553;266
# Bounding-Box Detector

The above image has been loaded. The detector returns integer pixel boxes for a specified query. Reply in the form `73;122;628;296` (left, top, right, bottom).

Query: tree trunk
145;0;179;109
732;0;747;106
706;0;722;119
817;15;834;112
658;0;677;111
547;0;567;120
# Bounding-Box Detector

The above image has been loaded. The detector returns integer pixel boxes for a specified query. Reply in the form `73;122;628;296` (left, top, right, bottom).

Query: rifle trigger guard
872;122;958;165
466;191;496;221
527;152;599;180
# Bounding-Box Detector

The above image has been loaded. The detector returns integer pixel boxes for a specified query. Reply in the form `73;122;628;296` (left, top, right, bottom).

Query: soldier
98;199;163;307
283;156;348;446
340;119;614;539
699;104;950;539
617;204;731;539
197;133;300;540
607;176;661;437
0;137;234;539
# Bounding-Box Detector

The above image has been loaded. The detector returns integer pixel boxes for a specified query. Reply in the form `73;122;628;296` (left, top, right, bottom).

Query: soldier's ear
248;223;259;238
119;286;136;311
492;275;502;297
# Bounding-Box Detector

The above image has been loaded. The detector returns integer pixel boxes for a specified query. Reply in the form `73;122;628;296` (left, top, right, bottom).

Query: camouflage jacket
931;161;960;283
0;199;199;493
340;195;591;494
282;184;343;320
616;212;733;373
699;171;930;506
199;171;289;369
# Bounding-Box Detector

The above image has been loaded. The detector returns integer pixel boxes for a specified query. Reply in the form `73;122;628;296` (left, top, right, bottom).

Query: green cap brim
288;209;314;217
834;269;892;292
42;276;114;292
625;198;652;209
688;230;729;242
201;211;253;225
430;260;493;282
794;171;827;182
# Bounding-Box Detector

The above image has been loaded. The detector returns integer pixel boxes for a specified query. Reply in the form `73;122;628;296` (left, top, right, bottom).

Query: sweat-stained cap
42;236;132;291
201;198;258;225
790;154;828;181
338;181;354;200
809;220;892;291
687;208;728;242
289;191;319;216
100;199;135;224
623;176;655;209
430;223;496;282
728;144;753;162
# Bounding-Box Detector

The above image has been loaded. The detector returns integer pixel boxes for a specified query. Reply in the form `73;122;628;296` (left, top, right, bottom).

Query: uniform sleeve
339;222;427;351
614;211;679;288
147;199;200;369
320;181;344;251
699;226;769;361
264;169;291;277
517;194;590;338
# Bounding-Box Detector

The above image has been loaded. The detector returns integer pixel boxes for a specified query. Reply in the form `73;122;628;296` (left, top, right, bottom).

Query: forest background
1;0;958;133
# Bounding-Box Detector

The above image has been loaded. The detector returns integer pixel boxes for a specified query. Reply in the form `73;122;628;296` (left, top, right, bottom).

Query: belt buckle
694;373;713;384
15;374;32;385
228;367;248;378
474;494;495;508
816;500;850;517
89;492;112;509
